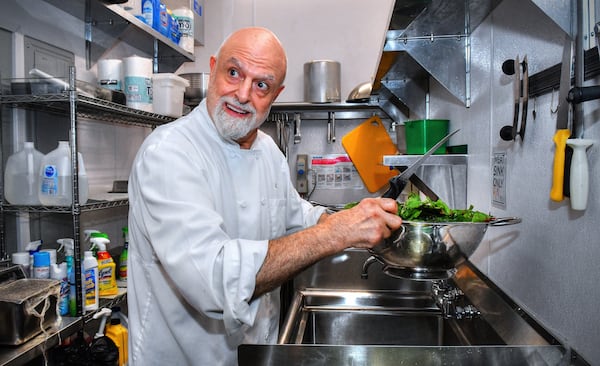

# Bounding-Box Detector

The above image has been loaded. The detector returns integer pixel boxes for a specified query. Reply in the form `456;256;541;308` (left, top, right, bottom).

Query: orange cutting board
342;116;399;192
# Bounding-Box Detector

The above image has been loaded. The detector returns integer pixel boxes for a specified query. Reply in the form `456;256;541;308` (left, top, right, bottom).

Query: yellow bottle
91;234;118;296
105;317;128;366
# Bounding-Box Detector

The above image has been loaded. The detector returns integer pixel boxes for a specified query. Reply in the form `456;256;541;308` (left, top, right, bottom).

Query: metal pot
304;60;341;103
366;217;521;280
179;72;210;103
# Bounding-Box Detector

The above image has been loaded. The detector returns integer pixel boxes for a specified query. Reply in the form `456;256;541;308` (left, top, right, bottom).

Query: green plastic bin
404;119;449;155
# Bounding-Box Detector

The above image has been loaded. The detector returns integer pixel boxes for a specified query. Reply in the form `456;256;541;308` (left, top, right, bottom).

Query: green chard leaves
343;193;492;223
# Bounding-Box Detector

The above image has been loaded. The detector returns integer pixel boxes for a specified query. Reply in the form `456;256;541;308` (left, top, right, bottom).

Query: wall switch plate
296;154;308;194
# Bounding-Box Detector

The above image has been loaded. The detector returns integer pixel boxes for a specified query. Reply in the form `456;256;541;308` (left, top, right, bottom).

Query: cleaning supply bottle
32;251;51;279
4;141;43;205
51;261;69;316
106;307;128;366
38;140;89;206
58;238;77;316
83;250;99;312
91;232;118;297
84;229;101;256
25;240;43;278
118;227;128;282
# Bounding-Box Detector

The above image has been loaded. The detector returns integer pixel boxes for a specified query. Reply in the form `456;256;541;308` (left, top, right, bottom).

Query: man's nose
236;78;252;103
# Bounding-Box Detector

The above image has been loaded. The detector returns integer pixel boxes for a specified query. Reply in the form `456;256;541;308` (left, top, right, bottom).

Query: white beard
213;96;265;141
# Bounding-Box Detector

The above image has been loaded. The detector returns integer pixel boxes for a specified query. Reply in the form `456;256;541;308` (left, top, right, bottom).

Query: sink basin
279;288;504;346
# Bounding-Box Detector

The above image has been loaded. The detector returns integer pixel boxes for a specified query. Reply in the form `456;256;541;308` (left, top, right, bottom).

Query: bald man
127;27;402;365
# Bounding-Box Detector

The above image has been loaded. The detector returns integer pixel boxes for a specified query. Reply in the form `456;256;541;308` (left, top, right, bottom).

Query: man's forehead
221;56;277;81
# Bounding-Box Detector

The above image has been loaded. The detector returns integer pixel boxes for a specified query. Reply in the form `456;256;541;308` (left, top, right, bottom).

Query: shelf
0;92;175;128
41;0;194;72
382;154;468;167
0;290;127;366
270;102;390;121
2;199;129;214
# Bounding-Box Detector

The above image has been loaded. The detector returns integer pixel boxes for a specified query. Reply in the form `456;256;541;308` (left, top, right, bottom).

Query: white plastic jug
4;142;44;205
39;141;89;206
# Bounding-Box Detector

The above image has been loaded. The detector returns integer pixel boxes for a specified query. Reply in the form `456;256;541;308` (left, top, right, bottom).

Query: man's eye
228;69;239;78
256;81;269;91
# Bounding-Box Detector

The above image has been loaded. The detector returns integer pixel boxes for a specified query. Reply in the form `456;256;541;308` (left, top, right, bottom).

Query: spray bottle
90;232;118;296
24;240;43;278
58;238;77;316
83;250;99;312
51;261;69;315
118;227;129;282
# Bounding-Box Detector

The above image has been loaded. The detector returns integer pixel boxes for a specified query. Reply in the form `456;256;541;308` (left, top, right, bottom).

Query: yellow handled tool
550;36;573;202
550;129;570;201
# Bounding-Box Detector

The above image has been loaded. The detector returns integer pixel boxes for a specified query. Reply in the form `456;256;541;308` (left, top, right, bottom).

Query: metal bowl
367;217;521;280
346;81;372;103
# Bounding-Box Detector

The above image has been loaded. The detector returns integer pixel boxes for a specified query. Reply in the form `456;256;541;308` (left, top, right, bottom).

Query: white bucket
98;59;123;91
152;73;190;117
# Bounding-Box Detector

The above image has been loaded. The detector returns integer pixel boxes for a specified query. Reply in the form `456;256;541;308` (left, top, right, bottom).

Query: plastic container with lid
404;119;450;155
152;73;189;117
32;251;51;279
38;141;89;206
4;141;44;205
11;252;31;278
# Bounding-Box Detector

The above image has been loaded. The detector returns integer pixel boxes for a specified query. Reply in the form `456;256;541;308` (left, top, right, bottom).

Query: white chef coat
127;100;325;366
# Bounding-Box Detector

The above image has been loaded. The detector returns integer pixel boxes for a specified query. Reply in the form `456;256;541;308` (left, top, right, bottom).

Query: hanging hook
550;88;559;114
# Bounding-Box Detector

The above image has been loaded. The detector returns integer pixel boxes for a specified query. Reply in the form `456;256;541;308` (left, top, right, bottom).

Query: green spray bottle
119;227;128;281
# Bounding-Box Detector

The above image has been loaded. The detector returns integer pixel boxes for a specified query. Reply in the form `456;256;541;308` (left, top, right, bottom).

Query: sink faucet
361;256;380;279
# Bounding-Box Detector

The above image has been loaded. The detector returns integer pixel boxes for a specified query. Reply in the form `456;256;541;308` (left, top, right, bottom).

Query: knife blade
382;129;459;199
550;35;573;202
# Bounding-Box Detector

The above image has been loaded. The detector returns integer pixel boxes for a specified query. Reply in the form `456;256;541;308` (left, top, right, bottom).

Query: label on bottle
84;268;97;307
58;278;70;316
41;165;58;195
33;266;50;279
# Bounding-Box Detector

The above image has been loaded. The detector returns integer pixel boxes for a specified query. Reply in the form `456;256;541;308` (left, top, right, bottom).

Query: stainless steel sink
245;250;581;365
279;288;503;346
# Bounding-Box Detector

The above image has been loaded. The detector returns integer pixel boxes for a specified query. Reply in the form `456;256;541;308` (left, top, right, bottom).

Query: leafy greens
344;193;493;223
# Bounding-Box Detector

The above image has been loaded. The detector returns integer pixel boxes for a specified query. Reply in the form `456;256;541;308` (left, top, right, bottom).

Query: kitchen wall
179;0;395;103
428;0;600;363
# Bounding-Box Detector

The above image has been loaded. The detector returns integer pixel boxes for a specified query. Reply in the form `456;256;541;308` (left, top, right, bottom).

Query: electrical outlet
296;154;308;194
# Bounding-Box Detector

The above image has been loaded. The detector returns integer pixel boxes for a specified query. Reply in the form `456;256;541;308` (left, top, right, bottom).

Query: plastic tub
152;73;190;117
404;119;450;155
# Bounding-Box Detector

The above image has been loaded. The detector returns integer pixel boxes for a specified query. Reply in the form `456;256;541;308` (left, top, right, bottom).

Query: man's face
206;31;286;145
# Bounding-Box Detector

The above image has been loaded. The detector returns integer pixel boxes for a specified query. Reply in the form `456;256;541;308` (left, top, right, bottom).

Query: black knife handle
567;86;600;104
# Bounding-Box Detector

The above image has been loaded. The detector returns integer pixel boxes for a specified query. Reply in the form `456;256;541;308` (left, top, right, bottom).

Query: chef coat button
240;201;247;208
261;199;266;206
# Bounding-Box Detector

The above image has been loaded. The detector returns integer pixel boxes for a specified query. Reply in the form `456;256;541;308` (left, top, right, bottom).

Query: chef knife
382;129;459;199
550;36;573;202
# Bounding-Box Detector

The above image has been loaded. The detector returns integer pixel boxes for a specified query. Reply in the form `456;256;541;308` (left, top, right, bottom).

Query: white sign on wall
492;151;506;208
